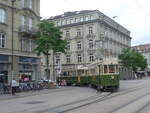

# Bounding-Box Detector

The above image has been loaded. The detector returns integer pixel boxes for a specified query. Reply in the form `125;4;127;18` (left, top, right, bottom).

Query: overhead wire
63;0;75;9
133;0;150;19
63;0;90;11
80;0;90;10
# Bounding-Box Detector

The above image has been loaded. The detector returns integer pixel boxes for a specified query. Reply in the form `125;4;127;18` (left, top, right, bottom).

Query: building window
55;55;60;65
77;29;81;36
61;20;65;25
20;39;34;52
66;55;70;63
21;0;32;9
66;19;69;24
85;16;89;21
20;0;25;8
89;27;93;34
20;39;26;51
89;40;94;49
29;17;32;31
89;53;94;62
90;15;93;20
80;17;84;22
0;8;6;23
20;16;32;31
77;41;81;50
21;16;25;27
70;19;74;24
75;18;79;23
29;39;34;52
67;41;70;50
29;0;32;9
77;54;82;63
0;33;5;48
66;30;70;37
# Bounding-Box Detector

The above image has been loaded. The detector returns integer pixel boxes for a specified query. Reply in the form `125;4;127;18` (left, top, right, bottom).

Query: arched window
0;8;6;23
0;33;5;48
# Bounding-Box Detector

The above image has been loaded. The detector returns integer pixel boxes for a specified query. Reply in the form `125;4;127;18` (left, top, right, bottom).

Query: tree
119;48;147;72
34;20;67;79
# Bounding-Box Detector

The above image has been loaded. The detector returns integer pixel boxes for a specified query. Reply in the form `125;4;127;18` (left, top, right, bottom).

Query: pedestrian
61;80;64;86
11;79;19;95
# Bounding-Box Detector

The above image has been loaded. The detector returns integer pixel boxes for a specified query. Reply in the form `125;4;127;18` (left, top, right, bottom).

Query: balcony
18;26;38;38
86;33;96;39
74;35;83;40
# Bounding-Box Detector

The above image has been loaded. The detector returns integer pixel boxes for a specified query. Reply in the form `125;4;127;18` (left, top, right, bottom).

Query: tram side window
109;65;115;73
104;65;108;73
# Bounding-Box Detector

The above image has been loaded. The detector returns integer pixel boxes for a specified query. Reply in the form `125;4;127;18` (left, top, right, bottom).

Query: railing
86;33;96;38
18;26;37;36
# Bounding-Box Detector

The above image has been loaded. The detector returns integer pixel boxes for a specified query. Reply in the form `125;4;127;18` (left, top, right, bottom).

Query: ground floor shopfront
0;54;41;84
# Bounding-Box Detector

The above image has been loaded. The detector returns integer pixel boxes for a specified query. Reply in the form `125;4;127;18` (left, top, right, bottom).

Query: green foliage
119;48;147;71
34;20;68;55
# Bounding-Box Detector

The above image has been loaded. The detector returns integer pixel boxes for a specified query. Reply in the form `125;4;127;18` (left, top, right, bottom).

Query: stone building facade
132;44;150;71
46;10;131;80
0;0;40;83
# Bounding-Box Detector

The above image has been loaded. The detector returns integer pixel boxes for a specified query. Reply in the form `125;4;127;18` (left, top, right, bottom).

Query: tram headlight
111;76;115;79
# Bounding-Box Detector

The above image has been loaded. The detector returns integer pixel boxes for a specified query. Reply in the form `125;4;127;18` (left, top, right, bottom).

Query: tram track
50;85;150;113
36;92;112;113
136;101;150;113
14;85;150;113
110;92;150;113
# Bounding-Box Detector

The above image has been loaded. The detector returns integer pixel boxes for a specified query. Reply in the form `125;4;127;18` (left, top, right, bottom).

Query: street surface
0;79;150;113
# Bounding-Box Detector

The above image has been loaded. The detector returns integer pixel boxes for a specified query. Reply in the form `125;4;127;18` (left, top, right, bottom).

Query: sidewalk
0;86;67;101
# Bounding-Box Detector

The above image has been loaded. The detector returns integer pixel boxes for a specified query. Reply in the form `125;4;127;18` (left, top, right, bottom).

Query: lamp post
11;0;16;95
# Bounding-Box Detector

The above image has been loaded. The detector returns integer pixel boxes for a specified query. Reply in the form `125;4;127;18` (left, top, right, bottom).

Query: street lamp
11;0;16;95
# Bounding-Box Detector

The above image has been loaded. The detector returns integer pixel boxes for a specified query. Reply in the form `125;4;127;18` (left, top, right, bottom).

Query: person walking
11;79;19;95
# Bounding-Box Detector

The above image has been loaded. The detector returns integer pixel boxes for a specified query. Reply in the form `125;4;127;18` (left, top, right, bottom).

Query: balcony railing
86;33;96;38
74;35;83;39
19;26;38;37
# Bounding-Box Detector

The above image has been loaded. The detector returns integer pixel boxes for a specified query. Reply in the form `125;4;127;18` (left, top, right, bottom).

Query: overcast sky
40;0;150;46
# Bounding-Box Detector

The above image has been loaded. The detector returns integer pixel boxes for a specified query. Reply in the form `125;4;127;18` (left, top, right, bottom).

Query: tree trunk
46;53;50;79
52;50;55;81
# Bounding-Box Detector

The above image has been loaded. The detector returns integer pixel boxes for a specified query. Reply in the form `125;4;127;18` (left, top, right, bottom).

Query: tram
57;58;119;92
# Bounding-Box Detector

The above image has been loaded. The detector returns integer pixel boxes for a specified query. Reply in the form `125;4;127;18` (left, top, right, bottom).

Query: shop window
19;56;37;63
0;55;8;61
